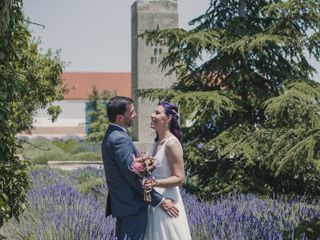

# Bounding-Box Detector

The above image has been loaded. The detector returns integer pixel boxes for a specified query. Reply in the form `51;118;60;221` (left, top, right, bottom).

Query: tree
86;87;115;143
0;0;66;226
139;0;320;199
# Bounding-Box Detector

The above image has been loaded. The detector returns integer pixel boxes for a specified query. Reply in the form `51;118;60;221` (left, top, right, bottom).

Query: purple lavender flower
5;168;320;239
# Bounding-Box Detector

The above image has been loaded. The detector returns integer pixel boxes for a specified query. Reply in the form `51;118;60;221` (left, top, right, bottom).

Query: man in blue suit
102;96;178;240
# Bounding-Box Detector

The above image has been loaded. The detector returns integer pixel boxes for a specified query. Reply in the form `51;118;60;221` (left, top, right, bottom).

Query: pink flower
131;161;145;174
130;152;158;178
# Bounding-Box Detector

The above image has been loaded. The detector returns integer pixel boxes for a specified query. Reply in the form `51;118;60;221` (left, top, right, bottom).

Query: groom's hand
160;198;179;218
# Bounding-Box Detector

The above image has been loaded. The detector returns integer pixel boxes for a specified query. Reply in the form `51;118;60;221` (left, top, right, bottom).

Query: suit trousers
115;207;148;240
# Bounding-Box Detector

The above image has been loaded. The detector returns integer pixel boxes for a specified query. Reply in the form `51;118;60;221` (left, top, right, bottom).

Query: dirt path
47;161;103;171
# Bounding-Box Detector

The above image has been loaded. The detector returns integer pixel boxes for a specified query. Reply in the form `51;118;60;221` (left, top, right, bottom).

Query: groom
101;96;179;240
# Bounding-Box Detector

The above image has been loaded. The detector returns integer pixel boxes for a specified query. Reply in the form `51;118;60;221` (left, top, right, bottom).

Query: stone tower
131;0;178;148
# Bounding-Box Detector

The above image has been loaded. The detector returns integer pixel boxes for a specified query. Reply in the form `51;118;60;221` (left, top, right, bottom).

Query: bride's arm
153;138;185;188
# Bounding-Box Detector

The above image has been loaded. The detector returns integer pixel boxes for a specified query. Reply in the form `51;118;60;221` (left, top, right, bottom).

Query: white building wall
33;100;86;128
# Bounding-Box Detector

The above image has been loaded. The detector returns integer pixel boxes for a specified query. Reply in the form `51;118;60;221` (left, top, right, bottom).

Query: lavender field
2;167;320;239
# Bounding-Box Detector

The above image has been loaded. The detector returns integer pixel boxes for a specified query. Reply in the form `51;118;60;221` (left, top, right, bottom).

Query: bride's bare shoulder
165;137;181;150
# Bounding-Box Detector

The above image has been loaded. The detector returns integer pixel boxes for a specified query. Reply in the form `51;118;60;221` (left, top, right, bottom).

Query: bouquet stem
144;190;152;203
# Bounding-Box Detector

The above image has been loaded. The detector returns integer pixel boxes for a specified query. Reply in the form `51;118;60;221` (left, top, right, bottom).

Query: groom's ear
115;114;123;123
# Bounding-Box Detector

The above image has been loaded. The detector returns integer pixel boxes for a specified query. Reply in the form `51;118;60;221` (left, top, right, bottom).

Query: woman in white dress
144;101;192;240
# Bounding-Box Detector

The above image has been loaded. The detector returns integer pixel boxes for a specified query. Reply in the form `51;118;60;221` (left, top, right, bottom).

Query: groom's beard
124;118;134;128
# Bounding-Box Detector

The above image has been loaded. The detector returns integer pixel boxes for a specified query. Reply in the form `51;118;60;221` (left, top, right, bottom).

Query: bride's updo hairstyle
158;101;182;143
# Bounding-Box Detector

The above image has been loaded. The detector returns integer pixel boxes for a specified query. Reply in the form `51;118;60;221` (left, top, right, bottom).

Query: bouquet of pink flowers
130;151;157;202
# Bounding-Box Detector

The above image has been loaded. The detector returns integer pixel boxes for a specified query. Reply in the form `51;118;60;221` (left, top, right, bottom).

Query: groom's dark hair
107;96;134;122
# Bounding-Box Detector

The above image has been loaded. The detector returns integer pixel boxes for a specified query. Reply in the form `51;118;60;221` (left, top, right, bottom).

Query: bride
144;101;191;240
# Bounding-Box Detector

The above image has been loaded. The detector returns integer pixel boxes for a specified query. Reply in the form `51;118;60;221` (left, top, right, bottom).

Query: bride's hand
143;179;157;193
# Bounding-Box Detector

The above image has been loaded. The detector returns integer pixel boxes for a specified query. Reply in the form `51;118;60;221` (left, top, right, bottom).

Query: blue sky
23;0;319;80
23;0;209;72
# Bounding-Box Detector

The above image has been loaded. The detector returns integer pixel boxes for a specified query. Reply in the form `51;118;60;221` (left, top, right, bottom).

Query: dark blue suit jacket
102;124;163;218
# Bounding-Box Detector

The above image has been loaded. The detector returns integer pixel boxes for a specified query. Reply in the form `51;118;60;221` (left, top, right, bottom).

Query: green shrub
22;139;69;164
52;139;80;153
52;139;96;155
71;169;101;185
32;150;69;164
76;177;104;195
283;218;320;239
70;152;101;161
71;169;105;198
21;139;101;164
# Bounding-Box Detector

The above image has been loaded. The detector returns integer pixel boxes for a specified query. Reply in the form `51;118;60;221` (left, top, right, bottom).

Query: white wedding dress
144;137;192;240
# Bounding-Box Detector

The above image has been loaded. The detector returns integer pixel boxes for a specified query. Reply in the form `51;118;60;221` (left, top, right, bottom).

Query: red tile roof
63;72;131;100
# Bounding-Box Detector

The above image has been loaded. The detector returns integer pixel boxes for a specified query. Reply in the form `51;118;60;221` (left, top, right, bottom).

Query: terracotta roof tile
62;72;131;100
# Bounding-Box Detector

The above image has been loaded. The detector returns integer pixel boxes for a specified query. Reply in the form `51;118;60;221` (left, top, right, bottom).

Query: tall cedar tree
86;87;115;143
139;0;320;199
0;0;66;226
